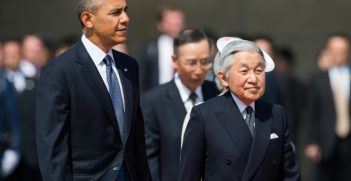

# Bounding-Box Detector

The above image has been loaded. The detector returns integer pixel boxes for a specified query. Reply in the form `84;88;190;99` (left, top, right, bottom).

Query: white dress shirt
174;73;204;113
329;65;350;100
6;70;26;93
81;35;125;109
231;92;255;120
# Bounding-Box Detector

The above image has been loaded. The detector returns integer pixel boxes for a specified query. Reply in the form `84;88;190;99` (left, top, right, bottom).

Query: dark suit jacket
19;77;39;168
306;70;351;161
36;41;151;181
141;80;218;181
179;92;300;181
138;37;160;93
0;70;21;158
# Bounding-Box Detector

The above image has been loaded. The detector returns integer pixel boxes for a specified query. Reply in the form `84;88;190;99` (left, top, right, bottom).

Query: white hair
213;40;265;93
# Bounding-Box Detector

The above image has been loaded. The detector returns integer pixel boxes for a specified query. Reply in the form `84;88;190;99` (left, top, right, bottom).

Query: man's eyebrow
257;61;266;67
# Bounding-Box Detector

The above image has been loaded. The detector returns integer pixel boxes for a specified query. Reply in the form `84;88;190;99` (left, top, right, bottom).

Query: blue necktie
104;55;125;142
245;106;255;137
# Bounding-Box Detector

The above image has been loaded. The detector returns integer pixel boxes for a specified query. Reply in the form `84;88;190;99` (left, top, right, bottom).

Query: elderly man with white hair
179;37;301;181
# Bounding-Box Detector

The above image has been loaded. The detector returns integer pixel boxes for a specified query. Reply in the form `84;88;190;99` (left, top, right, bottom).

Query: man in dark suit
179;37;300;181
35;0;151;180
0;68;21;179
141;28;218;181
138;5;185;93
305;34;351;181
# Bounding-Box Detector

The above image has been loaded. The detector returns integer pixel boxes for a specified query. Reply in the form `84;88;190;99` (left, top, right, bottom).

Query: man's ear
217;72;229;87
80;11;94;29
172;54;178;70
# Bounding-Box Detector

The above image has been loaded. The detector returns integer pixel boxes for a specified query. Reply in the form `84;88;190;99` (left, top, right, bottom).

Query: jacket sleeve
4;81;21;153
36;64;72;181
141;94;160;181
131;59;152;181
305;75;321;144
179;106;205;181
280;106;301;181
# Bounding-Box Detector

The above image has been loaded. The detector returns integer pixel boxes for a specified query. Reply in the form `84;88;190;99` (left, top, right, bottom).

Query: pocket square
270;133;279;139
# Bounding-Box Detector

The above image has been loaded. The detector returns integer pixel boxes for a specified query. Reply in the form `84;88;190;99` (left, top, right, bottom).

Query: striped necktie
104;55;125;142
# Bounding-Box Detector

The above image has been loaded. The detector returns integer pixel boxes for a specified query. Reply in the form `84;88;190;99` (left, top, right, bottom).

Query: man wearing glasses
140;28;219;181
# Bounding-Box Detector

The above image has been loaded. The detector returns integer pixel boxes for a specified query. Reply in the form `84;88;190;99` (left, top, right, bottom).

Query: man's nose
121;11;129;24
193;63;205;75
247;71;258;82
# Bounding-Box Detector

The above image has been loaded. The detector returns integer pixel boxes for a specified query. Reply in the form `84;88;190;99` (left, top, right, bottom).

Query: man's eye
111;9;123;15
185;61;196;66
255;69;263;74
239;70;248;74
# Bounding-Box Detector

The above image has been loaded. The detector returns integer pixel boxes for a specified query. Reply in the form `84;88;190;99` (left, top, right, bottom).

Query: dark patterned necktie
104;55;125;142
245;106;255;137
189;92;197;106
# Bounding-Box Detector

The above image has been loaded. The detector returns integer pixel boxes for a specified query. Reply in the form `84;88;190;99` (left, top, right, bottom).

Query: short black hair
173;28;210;55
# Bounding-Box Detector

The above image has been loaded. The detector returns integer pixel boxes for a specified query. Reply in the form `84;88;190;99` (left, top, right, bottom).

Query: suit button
113;166;119;171
226;159;232;165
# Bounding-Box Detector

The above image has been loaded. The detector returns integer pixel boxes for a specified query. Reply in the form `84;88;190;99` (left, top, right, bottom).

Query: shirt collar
230;92;255;114
81;34;114;66
174;73;203;102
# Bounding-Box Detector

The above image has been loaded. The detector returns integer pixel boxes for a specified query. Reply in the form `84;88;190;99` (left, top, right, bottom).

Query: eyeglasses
180;59;213;69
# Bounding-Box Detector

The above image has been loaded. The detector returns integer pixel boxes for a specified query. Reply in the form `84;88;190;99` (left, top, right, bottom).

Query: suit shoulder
41;51;74;78
112;50;138;66
202;81;217;89
44;42;80;69
141;81;173;102
202;81;219;93
195;95;223;111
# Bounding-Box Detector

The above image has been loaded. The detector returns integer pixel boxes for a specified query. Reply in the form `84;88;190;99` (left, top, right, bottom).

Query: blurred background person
141;28;218;181
16;35;47;181
2;40;26;94
275;46;305;146
113;43;128;54
305;33;351;181
0;47;21;180
53;42;71;58
20;35;48;79
0;42;3;66
138;4;185;93
316;48;333;71
53;35;79;57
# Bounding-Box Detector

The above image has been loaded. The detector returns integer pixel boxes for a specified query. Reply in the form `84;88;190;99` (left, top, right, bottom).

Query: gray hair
76;0;104;26
213;39;265;93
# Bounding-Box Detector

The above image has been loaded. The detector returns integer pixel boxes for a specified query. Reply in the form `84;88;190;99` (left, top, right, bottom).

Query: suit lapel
112;51;134;143
242;100;272;180
216;92;253;161
76;42;122;144
166;80;187;125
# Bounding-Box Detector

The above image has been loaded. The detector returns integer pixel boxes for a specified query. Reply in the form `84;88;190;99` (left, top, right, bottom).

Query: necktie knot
246;106;253;115
104;55;113;67
189;92;197;105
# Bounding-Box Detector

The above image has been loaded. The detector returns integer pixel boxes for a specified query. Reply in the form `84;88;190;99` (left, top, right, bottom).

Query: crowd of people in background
0;3;350;181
